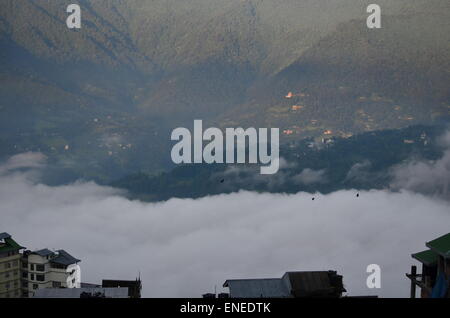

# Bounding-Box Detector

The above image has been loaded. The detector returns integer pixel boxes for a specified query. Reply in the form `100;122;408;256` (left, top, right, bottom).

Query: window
22;271;27;278
33;284;38;290
12;260;18;267
36;264;45;272
22;281;28;288
50;263;66;270
52;281;62;288
30;273;35;281
29;264;34;271
36;274;45;282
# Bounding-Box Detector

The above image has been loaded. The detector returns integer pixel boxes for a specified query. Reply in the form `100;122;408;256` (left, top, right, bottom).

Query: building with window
22;248;81;297
0;233;25;298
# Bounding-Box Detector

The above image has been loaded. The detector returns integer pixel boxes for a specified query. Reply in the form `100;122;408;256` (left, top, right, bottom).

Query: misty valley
0;0;449;301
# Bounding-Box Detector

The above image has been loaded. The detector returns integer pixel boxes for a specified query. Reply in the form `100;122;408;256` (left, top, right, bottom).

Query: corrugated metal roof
33;288;129;298
33;248;54;257
51;250;80;265
30;249;80;265
223;279;291;298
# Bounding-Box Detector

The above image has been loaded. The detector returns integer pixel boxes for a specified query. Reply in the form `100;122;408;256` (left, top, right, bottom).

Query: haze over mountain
0;0;449;182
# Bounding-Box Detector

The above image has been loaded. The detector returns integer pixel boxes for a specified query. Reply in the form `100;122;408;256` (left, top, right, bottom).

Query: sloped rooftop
426;233;450;258
50;250;80;265
0;233;11;241
29;248;80;265
0;232;25;253
224;270;345;298
412;250;439;266
33;248;54;257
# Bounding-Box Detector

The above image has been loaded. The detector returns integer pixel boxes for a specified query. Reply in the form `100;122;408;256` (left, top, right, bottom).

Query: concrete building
0;233;25;298
22;248;81;297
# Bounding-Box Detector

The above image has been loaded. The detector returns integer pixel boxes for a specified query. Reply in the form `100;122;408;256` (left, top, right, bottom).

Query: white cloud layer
1;153;449;297
390;131;450;200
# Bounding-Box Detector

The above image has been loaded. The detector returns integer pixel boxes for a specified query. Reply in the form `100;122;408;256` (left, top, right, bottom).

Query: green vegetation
112;124;447;201
0;1;448;183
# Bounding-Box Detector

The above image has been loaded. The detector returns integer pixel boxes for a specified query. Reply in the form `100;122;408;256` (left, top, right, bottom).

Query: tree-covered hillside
112;124;448;201
0;0;449;182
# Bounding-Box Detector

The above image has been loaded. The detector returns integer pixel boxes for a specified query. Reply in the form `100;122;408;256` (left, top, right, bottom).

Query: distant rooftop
223;278;290;298
0;232;25;253
224;271;345;298
29;248;80;265
51;250;81;265
33;248;54;257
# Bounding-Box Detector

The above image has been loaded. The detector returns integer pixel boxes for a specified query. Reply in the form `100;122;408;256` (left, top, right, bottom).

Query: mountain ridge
0;0;449;181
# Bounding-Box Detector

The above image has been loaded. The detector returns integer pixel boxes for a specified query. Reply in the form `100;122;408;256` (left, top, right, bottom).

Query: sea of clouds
1;139;449;297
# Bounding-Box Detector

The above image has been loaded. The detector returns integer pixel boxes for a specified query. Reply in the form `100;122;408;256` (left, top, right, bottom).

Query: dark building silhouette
102;279;142;298
223;270;346;298
407;232;450;298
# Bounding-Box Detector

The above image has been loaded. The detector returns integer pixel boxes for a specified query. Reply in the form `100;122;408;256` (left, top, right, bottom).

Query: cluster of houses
212;232;450;299
1;231;449;298
0;232;141;298
205;270;346;299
